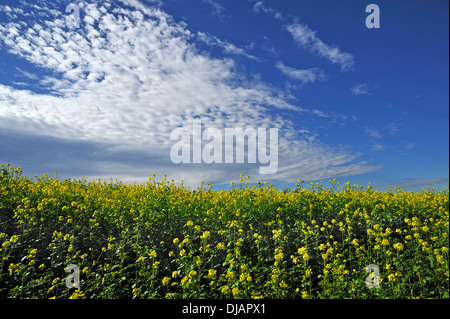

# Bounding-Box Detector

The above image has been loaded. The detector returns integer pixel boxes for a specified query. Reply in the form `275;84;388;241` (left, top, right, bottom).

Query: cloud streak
276;61;326;85
375;178;449;190
286;22;355;71
202;0;227;20
365;127;382;139
197;31;258;60
352;83;372;95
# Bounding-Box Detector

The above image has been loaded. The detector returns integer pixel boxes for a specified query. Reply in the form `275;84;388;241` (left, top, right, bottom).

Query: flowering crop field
0;164;448;299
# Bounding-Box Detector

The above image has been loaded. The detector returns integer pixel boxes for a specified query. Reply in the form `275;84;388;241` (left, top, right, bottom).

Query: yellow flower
136;256;145;263
149;250;157;258
181;276;189;286
393;242;404;251
272;229;282;239
186;220;193;227
173;238;179;245
208;269;217;278
162;277;170;286
217;242;225;250
381;239;389;246
8;263;17;276
9;235;19;243
200;231;211;240
226;271;234;281
68;290;85;299
274;252;283;261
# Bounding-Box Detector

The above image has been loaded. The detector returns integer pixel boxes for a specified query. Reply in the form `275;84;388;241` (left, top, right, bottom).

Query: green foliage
0;164;448;299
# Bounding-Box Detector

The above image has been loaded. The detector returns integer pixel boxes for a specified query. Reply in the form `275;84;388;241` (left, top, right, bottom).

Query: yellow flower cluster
0;164;448;299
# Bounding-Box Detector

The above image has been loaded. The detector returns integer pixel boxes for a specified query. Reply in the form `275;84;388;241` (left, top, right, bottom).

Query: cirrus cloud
286;22;355;71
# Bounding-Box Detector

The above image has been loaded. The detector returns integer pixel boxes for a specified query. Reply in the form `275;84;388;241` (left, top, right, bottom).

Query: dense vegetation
0;164;448;298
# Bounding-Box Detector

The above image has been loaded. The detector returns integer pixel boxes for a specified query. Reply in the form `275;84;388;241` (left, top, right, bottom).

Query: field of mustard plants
0;163;448;299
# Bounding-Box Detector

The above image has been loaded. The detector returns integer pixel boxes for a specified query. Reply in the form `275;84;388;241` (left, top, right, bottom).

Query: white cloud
197;32;258;60
406;142;417;149
251;1;284;20
386;122;401;134
286;22;355;71
376;178;449;190
202;0;227;20
352;83;372;95
372;144;385;151
0;0;376;185
276;61;326;85
365;127;382;139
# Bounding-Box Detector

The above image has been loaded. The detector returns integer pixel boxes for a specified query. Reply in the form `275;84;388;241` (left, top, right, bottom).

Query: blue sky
0;0;448;191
